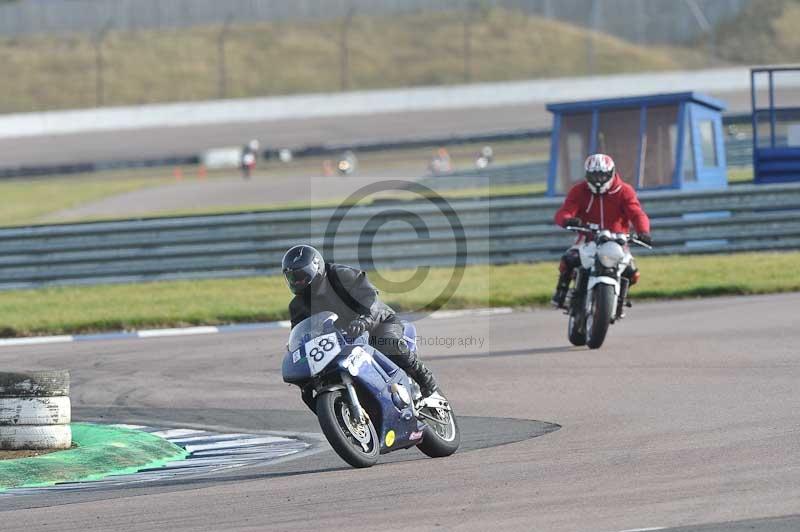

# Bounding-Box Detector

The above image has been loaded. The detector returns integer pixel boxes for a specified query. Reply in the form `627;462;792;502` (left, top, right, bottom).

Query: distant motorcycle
282;312;460;468
563;224;652;349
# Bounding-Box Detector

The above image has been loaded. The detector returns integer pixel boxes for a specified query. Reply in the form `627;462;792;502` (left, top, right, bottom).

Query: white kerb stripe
150;429;206;439
184;436;292;453
137;326;219;338
0;335;73;346
430;308;513;320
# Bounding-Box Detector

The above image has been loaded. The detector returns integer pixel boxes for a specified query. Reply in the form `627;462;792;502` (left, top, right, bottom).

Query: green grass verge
0;423;188;491
0;174;175;227
0;252;797;337
0;7;712;113
728;166;754;184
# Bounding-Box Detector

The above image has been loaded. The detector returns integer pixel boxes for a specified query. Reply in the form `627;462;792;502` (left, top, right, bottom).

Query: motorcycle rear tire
317;390;379;468
586;284;614;349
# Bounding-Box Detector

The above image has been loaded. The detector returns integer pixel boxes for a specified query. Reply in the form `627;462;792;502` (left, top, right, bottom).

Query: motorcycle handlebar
565;225;593;233
564;225;654;249
630;238;653;250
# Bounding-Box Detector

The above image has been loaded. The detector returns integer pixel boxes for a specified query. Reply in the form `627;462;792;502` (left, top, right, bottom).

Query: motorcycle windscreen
287;311;338;352
283;311;339;384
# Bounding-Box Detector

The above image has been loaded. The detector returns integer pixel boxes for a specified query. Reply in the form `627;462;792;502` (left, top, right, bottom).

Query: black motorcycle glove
346;316;373;338
637;232;652;246
564;217;583;228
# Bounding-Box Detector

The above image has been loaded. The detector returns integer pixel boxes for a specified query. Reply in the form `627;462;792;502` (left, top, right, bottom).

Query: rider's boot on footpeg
551;271;571;309
551;287;567;309
409;359;439;398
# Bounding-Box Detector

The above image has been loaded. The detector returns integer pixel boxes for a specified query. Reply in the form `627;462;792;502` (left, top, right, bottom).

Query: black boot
551;286;568;309
409;359;439;397
551;268;574;309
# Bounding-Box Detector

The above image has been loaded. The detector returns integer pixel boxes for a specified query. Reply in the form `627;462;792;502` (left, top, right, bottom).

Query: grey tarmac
0;88;779;168
0;293;799;532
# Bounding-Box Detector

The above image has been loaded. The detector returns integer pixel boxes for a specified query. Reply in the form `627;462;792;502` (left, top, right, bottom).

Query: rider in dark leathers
282;245;439;396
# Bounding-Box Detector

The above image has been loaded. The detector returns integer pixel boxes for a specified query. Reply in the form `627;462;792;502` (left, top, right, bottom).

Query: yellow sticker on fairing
385;430;396;447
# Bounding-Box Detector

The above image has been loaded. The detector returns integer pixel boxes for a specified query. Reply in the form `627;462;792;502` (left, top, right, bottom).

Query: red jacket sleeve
621;186;650;233
554;184;584;227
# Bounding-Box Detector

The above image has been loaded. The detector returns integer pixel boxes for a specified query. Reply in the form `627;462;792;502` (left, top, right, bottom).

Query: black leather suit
288;263;415;370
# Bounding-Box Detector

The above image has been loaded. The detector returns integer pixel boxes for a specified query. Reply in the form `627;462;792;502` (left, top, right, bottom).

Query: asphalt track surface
1;293;800;531
0;87;779;168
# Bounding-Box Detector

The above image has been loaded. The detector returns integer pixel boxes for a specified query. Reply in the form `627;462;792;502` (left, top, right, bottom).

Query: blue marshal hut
751;66;800;183
546;92;728;196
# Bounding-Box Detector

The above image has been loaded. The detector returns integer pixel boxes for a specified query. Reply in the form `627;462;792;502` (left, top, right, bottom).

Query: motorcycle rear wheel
586;284;615;349
417;401;460;458
317;390;379;468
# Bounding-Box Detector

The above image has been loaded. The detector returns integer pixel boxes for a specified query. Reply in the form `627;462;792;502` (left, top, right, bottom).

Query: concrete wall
0;68;762;140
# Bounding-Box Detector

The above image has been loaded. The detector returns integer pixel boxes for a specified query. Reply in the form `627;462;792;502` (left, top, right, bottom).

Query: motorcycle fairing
331;344;424;453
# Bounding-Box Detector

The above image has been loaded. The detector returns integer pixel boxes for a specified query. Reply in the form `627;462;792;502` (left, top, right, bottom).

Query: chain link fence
0;0;748;42
0;0;750;113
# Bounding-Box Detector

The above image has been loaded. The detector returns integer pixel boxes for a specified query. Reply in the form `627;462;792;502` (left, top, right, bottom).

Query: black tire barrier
0;370;72;450
0;371;70;398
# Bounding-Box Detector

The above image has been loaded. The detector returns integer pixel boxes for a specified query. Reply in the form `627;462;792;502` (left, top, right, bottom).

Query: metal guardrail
0;183;798;290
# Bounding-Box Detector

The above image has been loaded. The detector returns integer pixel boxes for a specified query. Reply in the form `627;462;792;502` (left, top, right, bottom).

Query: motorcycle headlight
597;242;625;268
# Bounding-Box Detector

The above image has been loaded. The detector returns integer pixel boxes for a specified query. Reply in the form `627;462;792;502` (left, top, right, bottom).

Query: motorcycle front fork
616;277;630;320
566;269;589;314
572;269;629;320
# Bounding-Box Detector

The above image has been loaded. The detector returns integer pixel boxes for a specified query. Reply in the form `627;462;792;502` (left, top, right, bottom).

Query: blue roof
546;92;727;113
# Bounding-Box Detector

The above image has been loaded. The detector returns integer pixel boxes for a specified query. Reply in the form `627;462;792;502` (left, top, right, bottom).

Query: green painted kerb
0;423;189;491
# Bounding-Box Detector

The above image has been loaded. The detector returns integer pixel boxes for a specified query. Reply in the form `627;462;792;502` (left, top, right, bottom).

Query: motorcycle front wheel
567;302;586;346
586;284;615;349
316;390;379;468
417;400;461;458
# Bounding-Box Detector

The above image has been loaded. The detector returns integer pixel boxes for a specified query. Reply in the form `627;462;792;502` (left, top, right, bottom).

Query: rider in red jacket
551;154;652;308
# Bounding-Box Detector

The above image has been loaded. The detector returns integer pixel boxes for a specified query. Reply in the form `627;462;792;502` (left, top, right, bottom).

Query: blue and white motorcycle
282;312;460;468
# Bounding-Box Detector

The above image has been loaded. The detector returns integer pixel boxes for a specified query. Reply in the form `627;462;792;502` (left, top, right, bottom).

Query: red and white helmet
584;153;616;194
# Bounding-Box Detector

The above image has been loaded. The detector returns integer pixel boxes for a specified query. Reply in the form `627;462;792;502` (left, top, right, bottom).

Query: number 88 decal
309;337;337;362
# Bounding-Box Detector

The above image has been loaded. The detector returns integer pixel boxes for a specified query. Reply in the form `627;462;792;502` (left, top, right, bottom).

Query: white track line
169;433;249;443
137;326;219;338
183;436;292;453
0;335;73;346
429;308;513;320
150;429;207;439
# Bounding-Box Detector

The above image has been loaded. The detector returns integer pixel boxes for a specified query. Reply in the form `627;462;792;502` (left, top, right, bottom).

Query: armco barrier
0;183;799;290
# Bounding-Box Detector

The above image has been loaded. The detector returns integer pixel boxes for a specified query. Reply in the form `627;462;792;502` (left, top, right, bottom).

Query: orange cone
322;160;334;177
